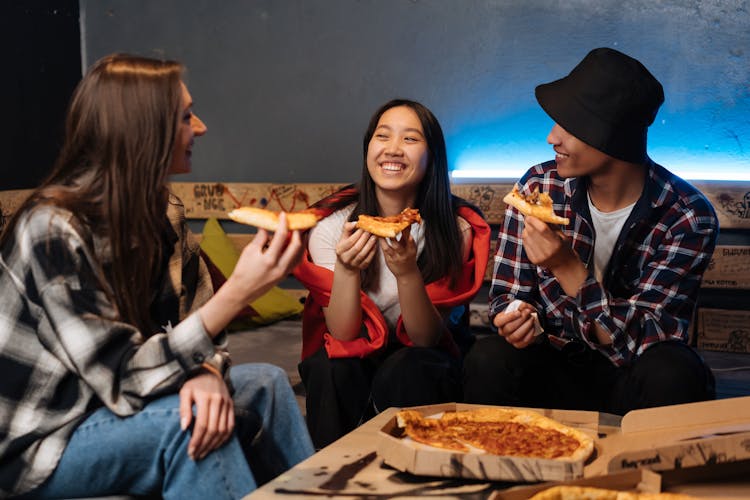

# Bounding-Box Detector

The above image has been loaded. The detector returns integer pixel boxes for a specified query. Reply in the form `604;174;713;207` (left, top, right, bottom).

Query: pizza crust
503;186;570;225
396;410;469;452
355;208;421;238
529;485;698;500
227;207;320;231
396;407;594;463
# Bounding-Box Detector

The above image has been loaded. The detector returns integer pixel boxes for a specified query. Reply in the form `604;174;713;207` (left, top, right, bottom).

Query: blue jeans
20;363;314;499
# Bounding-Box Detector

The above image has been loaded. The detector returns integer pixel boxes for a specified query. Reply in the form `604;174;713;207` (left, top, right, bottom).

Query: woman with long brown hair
0;54;313;499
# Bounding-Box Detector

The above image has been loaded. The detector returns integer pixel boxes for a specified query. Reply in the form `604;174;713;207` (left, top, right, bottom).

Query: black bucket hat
535;47;664;164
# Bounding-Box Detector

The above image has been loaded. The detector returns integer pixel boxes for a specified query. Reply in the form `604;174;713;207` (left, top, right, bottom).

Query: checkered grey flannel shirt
0;194;228;496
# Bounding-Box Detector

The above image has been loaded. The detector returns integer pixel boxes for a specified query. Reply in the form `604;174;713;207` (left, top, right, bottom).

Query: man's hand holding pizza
522;216;613;346
503;185;588;298
522;215;587;290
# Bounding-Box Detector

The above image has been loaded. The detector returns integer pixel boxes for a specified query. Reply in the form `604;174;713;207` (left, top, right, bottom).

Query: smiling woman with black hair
295;99;491;449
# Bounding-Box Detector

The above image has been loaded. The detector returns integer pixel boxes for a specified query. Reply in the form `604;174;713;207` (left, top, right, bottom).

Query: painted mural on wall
173;183;345;218
717;191;750;220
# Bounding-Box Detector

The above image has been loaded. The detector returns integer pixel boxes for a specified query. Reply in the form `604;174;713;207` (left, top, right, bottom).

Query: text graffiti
193;183;226;211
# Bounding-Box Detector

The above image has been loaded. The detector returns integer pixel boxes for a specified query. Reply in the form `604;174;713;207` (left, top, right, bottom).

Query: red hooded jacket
294;198;490;360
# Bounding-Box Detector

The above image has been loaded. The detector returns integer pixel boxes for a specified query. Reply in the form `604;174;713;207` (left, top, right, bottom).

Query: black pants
299;344;462;449
462;336;715;415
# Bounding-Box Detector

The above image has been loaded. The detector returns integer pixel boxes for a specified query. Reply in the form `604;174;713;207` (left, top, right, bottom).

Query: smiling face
547;123;614;178
365;105;430;203
168;81;207;175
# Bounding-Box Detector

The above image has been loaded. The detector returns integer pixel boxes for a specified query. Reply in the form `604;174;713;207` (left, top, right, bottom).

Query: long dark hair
318;99;465;289
0;53;183;335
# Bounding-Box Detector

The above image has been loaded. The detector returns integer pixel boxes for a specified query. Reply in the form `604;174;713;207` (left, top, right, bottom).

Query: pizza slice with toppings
356;207;421;238
503;185;570;225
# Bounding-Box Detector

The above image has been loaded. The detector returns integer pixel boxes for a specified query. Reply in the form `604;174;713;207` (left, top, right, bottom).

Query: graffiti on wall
717;192;750;219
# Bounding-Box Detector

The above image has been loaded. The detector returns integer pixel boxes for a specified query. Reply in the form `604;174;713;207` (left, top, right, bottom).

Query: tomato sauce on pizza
396;408;593;462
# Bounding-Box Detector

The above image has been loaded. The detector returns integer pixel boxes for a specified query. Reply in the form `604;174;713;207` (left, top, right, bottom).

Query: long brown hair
1;53;184;334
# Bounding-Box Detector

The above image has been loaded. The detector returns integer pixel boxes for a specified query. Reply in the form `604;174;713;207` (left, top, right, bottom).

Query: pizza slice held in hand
355;208;421;238
503;186;570;225
227;207;320;231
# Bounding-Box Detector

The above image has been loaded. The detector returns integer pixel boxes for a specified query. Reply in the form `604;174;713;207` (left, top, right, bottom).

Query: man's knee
464;335;498;370
631;342;715;405
462;335;538;405
463;335;531;376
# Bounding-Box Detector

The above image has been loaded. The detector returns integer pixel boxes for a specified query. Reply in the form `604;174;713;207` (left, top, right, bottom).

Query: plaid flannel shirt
490;160;718;367
0;194;225;496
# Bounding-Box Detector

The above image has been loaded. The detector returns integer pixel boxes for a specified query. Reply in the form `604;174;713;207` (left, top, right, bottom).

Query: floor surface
226;319;750;415
228;320;306;412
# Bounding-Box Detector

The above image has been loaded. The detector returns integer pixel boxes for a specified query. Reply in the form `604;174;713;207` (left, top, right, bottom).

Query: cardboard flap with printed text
590;396;750;476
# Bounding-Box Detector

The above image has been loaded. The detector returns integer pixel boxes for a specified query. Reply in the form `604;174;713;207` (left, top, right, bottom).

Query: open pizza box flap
489;468;662;499
587;395;750;477
377;402;601;482
491;459;750;499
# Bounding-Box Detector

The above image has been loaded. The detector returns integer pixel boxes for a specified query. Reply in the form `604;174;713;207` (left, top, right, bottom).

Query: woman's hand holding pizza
327;222;377;341
380;225;419;279
335;221;378;272
493;300;539;349
232;213;304;296
381;225;444;347
199;213;304;336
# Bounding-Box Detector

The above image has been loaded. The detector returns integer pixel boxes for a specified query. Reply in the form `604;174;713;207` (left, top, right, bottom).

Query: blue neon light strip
447;107;749;182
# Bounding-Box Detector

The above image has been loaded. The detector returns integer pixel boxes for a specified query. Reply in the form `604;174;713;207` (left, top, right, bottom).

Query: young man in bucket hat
463;47;718;414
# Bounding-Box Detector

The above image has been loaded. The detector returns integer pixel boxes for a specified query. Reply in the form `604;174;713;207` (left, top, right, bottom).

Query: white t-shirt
587;192;636;282
307;204;425;330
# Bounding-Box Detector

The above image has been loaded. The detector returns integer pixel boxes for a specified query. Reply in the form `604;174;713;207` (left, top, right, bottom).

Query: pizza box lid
586;396;750;477
377;402;600;483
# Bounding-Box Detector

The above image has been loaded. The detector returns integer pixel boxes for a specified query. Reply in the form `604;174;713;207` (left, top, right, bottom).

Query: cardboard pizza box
377;402;601;483
492;461;750;498
586;396;750;478
376;399;750;488
489;468;662;499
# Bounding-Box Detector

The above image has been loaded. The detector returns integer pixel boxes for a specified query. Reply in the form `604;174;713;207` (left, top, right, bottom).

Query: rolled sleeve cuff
575;275;612;343
167;311;217;371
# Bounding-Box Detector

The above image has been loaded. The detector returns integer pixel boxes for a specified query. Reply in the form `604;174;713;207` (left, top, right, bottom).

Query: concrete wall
80;0;750;183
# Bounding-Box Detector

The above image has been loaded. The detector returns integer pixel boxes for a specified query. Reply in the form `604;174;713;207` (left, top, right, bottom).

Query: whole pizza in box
397;407;594;461
379;406;596;482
